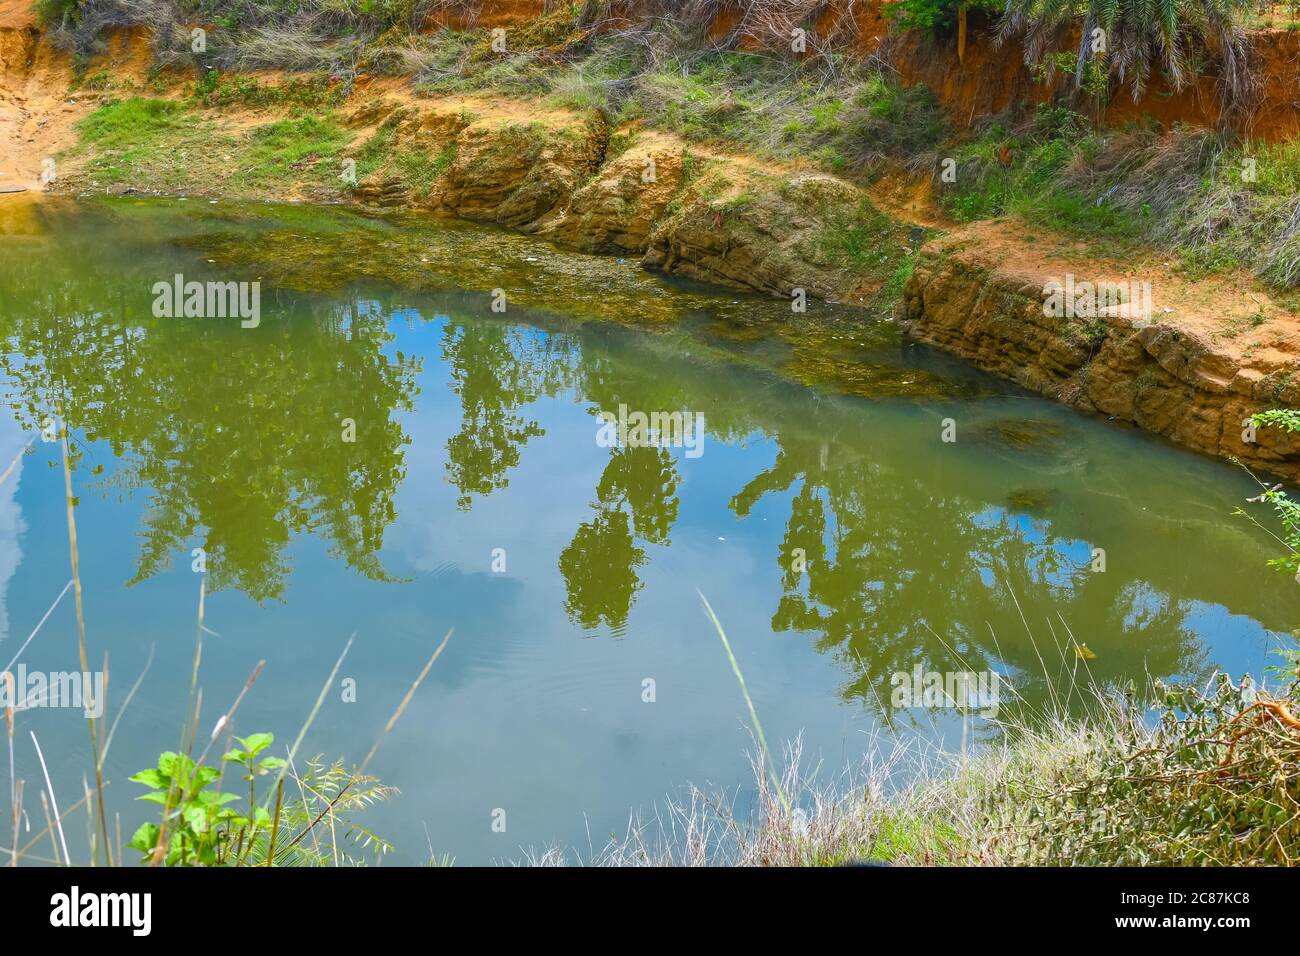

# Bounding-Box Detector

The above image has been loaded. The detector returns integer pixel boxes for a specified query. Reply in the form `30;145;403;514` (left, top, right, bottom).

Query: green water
0;195;1293;864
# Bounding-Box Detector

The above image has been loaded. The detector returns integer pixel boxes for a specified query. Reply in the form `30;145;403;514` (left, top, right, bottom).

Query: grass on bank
352;113;458;190
69;92;357;194
527;657;1300;866
244;115;351;184
71;95;213;188
193;69;345;111
71;96;236;189
937;103;1300;291
397;18;952;178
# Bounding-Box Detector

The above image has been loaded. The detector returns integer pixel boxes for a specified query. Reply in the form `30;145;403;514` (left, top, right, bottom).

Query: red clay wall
420;0;1300;141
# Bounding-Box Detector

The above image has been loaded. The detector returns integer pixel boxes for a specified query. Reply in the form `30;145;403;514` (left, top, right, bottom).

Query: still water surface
0;196;1292;863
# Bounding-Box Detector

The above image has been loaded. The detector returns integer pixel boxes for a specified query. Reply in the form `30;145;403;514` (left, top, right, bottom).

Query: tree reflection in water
0;199;1276;723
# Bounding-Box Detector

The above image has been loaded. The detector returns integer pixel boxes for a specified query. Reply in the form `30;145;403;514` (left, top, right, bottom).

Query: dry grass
518;714;1127;866
520;601;1142;868
520;591;1300;868
1060;125;1300;287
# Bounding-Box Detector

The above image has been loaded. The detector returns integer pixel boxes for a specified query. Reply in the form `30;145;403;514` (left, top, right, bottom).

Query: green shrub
129;733;395;866
884;0;1002;32
34;0;82;27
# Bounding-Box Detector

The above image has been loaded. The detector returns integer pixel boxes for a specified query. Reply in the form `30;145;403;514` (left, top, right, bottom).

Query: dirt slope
422;1;1300;141
0;4;159;190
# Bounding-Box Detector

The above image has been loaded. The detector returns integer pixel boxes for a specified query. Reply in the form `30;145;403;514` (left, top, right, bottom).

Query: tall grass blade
58;414;110;865
29;731;67;864
697;590;789;816
359;628;453;773
268;634;355;802
98;643;155;771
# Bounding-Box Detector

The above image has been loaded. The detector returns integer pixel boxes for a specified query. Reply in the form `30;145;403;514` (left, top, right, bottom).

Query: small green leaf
157;751;180;776
129;768;167;789
196;790;240;806
128;822;159;853
192;766;220;789
183;803;214;834
238;732;274;756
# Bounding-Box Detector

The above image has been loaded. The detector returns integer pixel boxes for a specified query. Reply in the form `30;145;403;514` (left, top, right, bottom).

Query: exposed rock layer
899;237;1300;480
346;97;894;302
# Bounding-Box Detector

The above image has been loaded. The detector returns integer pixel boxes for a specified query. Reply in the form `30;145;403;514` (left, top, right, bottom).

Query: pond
0;194;1293;864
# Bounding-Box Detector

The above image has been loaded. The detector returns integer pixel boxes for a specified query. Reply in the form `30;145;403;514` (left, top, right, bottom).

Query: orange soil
890;18;1300;142
0;2;156;191
421;0;547;30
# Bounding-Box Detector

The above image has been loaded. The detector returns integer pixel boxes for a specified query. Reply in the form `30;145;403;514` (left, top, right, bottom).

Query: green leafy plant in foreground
240;756;397;866
128;748;251;866
224;731;288;819
129;733;284;866
128;731;395;866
